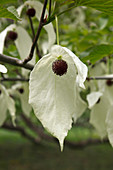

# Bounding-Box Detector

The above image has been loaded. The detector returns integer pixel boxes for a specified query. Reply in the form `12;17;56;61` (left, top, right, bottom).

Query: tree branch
21;113;109;149
49;0;52;17
23;0;48;64
2;123;40;145
0;53;34;70
0;77;29;82
65;138;109;149
87;76;113;80
21;113;55;142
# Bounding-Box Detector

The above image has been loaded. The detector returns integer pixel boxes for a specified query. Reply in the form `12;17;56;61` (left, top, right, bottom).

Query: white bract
10;83;32;117
0;84;16;126
0;64;7;73
106;104;113;147
87;79;113;139
17;0;56;54
0;24;36;76
29;45;88;151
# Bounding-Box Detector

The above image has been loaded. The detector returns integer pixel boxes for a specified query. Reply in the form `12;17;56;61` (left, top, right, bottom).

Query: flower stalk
23;0;48;64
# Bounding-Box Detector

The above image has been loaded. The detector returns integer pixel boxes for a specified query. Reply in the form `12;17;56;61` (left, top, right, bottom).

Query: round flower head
26;8;36;17
29;45;88;151
52;59;68;76
7;31;18;41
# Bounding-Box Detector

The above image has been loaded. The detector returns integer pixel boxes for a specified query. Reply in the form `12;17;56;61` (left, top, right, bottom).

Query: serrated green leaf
7;6;20;20
81;44;113;64
75;0;113;16
0;5;19;21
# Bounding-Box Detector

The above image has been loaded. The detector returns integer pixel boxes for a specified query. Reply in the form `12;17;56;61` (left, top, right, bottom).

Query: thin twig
0;53;34;70
23;0;48;64
87;76;113;80
0;77;29;82
28;16;42;59
49;0;52;17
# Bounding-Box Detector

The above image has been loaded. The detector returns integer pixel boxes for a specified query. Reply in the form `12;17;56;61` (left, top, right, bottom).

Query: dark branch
49;0;52;17
21;113;109;149
65;138;109;149
21;113;55;142
28;16;42;59
87;76;113;80
2;123;40;145
0;77;29;82
23;0;48;64
0;53;34;70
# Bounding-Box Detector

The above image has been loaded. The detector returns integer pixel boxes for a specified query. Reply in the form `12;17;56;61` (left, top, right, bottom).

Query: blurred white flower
29;45;88;151
0;64;7;73
0;24;36;76
10;83;32;117
0;84;16;126
87;78;113;139
17;0;56;54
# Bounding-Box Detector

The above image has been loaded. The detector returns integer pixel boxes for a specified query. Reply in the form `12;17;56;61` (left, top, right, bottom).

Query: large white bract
29;45;88;151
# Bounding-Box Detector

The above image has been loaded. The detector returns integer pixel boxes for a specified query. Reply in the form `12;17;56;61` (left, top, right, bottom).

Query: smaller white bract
87;77;113;142
0;64;7;73
10;83;32;117
29;45;88;151
0;84;16;126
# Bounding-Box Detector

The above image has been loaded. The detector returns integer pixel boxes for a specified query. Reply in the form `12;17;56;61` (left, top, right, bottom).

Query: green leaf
0;0;17;5
0;5;20;20
7;6;20;20
75;0;113;16
81;44;113;64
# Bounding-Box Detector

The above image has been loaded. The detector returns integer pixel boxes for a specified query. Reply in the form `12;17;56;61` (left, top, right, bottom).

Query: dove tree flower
0;24;36;76
29;45;88;151
17;0;56;54
87;77;113;140
0;84;16;126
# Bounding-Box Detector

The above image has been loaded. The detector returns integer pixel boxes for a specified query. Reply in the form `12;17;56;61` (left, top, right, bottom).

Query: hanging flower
0;84;16;126
29;45;88;151
0;24;36;76
17;0;56;54
87;76;113;139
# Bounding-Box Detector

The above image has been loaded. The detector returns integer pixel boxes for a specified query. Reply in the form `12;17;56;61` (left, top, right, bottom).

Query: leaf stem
55;15;59;45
